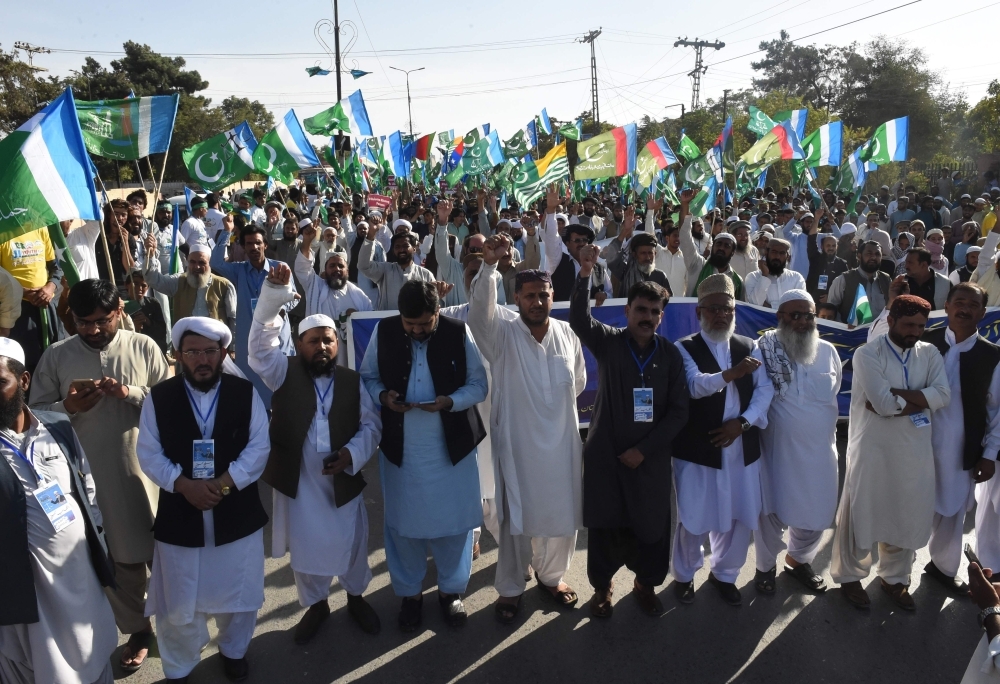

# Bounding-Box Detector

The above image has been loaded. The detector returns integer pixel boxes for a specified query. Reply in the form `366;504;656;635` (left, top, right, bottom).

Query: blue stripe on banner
348;301;1000;424
284;110;321;167
147;93;179;154
40;89;101;220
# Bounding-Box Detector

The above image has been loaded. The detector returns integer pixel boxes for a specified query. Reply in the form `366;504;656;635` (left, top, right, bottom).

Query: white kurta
839;336;950;550
136;379;270;626
467;262;586;538
759;336;842;530
932;330;1000;517
743;269;807;308
0;415;117;684
294;251;373;365
248;280;381;576
674;334;774;534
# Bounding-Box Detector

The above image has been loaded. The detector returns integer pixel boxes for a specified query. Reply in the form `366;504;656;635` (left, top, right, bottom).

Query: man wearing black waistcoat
137;317;270;683
671;274;774;607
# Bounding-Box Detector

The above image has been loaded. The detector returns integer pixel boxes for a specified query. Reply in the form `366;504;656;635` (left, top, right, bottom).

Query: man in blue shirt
211;215;296;408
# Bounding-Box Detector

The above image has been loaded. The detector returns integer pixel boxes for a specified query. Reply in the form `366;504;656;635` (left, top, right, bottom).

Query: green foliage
962;81;1000;154
0;45;63;134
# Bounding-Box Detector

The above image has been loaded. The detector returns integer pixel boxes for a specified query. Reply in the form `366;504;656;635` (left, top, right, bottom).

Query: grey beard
325;274;347;290
636;261;655;275
187;271;210;289
699;314;735;345
777;322;819;365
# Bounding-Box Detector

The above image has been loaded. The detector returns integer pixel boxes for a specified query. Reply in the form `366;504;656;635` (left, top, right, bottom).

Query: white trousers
156;611;256;680
754;513;826;572
494;491;576;597
831;537;914;586
293;554;371;609
928;510;969;578
671;520;753;584
977;498;1000;573
473;498;501;549
0;656;113;684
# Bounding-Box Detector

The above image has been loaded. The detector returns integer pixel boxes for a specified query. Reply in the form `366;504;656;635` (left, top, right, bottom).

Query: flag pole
93;173;119;288
146;157;158;199
154;149;170;206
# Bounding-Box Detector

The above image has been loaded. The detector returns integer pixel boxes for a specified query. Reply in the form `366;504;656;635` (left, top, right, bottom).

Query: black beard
0;385;25;430
768;260;785;276
583;208;595;217
708;252;732;270
325;274;347;290
396;252;413;266
304;354;335;377
181;364;223;393
692;228;705;239
860;260;880;274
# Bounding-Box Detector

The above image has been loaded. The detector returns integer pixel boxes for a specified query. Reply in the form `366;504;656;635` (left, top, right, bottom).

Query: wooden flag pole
93;174;118;288
153;149;170;206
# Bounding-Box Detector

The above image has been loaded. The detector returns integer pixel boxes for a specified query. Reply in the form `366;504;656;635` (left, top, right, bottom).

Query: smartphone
417;400;438;406
322;454;339;469
69;379;99;394
391;397;409;406
966;542;983;568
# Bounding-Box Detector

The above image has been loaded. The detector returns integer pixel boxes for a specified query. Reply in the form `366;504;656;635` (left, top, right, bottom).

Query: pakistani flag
303;90;373;138
688;176;719;217
557;120;582;141
739;120;805;173
800;121;843;167
574;124;637;180
76;94;179;161
830;145;868;195
512;142;569;206
0;88;101;242
862;117;909;165
183;122;258;191
504;129;532;158
680;150;716;188
847;283;873;325
463;130;505;175
463;124;490;148
747;106;777;138
774;109;807;141
676;133;701;163
253;110;321;184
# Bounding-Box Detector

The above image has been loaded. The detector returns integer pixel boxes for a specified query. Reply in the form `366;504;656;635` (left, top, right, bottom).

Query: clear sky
3;0;995;145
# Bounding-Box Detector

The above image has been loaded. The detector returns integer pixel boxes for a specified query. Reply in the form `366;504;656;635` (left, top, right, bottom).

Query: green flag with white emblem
182;122;258;191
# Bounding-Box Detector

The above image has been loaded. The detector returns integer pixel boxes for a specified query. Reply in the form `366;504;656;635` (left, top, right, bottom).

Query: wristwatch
738;417;752;432
220;485;232;496
979;605;1000;628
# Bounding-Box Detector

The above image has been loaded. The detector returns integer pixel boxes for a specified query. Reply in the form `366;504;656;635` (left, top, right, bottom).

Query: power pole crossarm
673;38;724;111
579;29;602;129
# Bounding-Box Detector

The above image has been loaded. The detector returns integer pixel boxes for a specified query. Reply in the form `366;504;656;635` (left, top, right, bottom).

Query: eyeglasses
180;348;223;360
700;305;735;316
73;314;116;330
786;312;816;322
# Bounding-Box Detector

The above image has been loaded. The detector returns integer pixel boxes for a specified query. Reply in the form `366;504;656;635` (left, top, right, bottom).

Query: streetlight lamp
389;66;424;138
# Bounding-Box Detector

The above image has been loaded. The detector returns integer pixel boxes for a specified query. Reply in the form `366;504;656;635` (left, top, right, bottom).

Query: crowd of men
3;168;1000;683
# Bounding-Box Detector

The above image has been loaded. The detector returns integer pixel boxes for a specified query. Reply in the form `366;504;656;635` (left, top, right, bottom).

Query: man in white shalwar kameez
248;265;382;643
831;295;950;611
672;274;774;607
137;317;270;681
920;283;1000;592
753;290;842;595
468;233;587;623
0;338;118;684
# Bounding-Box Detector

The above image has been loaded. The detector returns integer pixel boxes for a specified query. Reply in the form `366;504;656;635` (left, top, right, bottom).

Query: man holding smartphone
248;263;382;644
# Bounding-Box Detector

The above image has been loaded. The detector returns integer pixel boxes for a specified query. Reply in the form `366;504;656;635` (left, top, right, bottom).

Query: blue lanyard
883;336;910;389
628;337;658;388
184;386;220;437
314;377;334;413
0;435;39;485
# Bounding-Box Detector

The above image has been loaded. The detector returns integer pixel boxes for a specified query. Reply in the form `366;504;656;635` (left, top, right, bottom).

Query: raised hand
365;221;379;241
545;184;560;213
577;244;600;277
679;188;696;205
434;280;455;299
482;234;510;266
621;207;636;241
222;213;234;233
301;222;317;244
144;232;158;255
267;262;292;286
436;198;453;225
646;195;663;211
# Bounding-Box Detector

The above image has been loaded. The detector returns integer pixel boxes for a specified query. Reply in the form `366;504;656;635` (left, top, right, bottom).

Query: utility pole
14;42;50;107
579;29;602;130
663;103;685;138
722;89;731;122
390;66;424;138
673;37;724;111
333;0;342;103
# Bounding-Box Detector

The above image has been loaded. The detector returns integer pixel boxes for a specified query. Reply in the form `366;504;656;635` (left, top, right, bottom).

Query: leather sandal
536;573;579;608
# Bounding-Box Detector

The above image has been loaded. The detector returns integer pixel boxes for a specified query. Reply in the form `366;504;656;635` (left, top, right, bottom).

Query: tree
0;45;63;134
961;81;1000;154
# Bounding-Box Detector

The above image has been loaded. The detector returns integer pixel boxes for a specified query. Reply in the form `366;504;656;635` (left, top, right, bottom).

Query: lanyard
184;386;220;438
314;377;334;414
628;337;658;388
0;435;39;485
884;336;911;389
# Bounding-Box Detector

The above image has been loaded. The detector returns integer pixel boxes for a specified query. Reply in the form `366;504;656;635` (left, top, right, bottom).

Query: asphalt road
117;427;984;683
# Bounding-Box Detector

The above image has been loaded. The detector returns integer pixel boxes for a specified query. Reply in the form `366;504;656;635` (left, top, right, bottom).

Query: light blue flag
499;191;508;210
757;167;768;190
184;186;195;214
539;108;552;135
525;120;538;148
266;176;275;198
775;109;807;141
387;131;408;179
485;130;505;166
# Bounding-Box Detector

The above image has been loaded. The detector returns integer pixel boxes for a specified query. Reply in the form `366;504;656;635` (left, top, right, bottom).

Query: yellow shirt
0;228;55;292
984;211;997;235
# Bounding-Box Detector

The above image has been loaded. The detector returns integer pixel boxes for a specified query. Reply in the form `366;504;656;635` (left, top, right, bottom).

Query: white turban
189;243;212;257
777;289;814;307
171;316;232;350
0;338;25;366
839;223;857;236
300;314;336;335
392;218;413;232
555;213;569;224
298;218;313;230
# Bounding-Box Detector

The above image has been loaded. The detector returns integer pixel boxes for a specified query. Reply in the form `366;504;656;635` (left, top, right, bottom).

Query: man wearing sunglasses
753;290;842;596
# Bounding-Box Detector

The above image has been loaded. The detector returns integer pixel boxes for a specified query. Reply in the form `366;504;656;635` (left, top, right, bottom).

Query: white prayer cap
172;316;232;351
189;243;212;257
555;213;569;224
497;218;512;229
800;212;815;220
925;228;944;239
299;314;336;335
725;216;739;225
760;223;775;234
713;232;736;244
839;223;857;236
777;289;814;307
820;232;839;244
967;246;983;254
0;338;25;366
392;218;413;232
298;218;313;229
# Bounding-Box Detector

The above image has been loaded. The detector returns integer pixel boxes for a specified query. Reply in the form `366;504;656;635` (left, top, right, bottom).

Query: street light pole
389;66;424;138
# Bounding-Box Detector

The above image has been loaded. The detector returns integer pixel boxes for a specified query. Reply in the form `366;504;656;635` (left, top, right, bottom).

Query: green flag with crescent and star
676;134;701;163
747;106;777;138
182;122;258;191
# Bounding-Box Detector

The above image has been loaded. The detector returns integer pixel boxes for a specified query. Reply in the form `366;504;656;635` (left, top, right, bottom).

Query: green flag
182;122;258;191
557;121;582;141
679;152;714;187
252;112;322;185
746;106;776;138
504;129;532;158
512;143;569;206
677;134;701;163
48;223;80;287
445;163;465;187
76;94;179;161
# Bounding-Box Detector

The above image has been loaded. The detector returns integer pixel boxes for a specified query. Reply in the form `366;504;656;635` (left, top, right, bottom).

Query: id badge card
818;274;828;291
910;412;931;428
633;388;654;423
315;415;331;452
33;481;77;533
192;440;216;479
250;297;259;313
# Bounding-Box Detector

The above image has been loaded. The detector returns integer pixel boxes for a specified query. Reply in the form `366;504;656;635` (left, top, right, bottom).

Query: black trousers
587;521;671;591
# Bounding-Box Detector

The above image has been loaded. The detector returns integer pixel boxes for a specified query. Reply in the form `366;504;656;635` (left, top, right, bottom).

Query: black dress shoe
398;595;423;632
294;600;330;644
708;573;742;606
784;562;828;593
221;654;249;682
347;594;381;634
674;580;695;604
438;592;468;628
924;561;969;594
